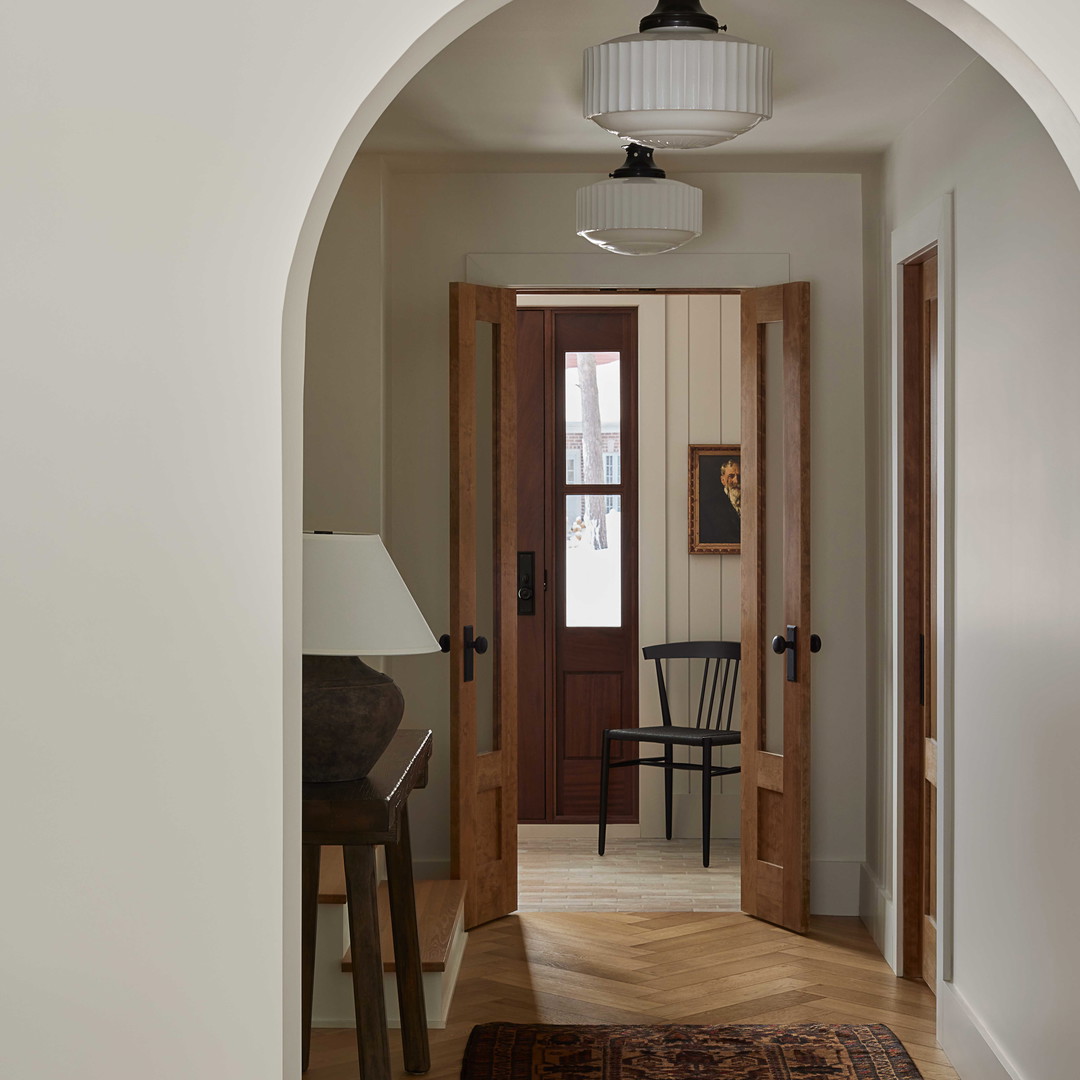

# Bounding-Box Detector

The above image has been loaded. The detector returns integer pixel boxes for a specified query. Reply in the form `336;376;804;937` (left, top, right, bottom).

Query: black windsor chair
598;640;741;867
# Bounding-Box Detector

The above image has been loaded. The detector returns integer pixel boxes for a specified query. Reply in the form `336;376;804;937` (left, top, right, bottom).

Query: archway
283;0;1080;1071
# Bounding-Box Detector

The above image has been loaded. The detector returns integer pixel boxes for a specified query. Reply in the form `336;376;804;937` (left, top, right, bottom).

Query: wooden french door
448;283;519;929
902;251;938;989
515;307;638;823
740;282;815;934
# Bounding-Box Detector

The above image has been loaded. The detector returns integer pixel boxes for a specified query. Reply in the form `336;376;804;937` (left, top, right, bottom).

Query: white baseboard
940;983;1022;1080
518;824;641;839
809;860;862;915
859;863;896;970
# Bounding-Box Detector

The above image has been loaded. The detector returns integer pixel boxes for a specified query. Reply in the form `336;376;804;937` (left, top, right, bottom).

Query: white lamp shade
584;30;772;150
303;533;440;656
577;176;702;256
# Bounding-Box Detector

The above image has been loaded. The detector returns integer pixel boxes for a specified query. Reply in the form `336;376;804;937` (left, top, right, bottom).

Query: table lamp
302;532;440;782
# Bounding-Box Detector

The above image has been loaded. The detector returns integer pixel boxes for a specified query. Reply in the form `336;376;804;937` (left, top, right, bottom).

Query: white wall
305;156;388;534
370;165;868;911
0;2;505;1077
4;1;1080;1078
870;57;1080;1080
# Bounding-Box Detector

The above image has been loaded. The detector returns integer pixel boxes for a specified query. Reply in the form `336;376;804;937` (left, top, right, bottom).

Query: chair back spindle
642;641;740;732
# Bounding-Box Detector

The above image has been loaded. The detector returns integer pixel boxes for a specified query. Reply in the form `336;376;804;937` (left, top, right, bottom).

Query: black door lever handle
771;627;821;681
463;625;488;681
772;625;797;681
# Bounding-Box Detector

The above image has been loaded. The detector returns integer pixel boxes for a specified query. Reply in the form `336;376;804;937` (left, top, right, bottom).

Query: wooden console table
301;728;433;1077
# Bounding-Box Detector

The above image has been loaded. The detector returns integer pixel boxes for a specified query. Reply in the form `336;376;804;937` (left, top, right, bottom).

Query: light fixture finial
639;1;720;33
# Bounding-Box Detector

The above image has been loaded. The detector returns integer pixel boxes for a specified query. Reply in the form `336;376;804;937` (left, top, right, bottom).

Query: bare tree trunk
576;352;608;549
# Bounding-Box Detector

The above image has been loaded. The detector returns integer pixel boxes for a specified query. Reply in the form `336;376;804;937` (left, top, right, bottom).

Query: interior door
449;282;518;929
740;282;814;933
902;251;938;989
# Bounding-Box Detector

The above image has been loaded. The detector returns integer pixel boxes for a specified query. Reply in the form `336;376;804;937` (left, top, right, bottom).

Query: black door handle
772;625;797;682
771;626;822;682
463;624;488;682
441;627;489;681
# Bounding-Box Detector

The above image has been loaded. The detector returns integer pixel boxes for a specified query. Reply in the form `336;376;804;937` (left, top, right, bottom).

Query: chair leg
664;745;673;841
701;743;712;868
598;732;611;856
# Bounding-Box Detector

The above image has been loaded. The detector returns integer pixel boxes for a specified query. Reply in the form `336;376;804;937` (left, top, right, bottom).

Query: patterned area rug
461;1023;924;1079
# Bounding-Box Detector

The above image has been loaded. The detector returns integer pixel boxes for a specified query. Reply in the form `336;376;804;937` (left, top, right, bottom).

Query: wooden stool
301;729;433;1077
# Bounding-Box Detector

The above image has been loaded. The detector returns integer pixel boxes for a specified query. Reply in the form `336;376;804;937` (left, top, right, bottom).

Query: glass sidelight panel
763;320;785;756
565;494;621;627
565;352;621;486
475;320;496;755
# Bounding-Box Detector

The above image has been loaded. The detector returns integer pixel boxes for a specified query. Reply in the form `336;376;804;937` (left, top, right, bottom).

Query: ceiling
362;0;975;159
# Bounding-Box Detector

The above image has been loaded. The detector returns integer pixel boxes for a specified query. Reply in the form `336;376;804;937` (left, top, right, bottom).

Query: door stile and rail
448;282;519;929
739;282;813;934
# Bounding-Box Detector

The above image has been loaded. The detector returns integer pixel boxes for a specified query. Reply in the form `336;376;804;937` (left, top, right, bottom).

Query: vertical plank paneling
635;297;671;835
720;294;743;644
686;296;726;822
688;295;724;646
664;296;692;809
719;294;743;806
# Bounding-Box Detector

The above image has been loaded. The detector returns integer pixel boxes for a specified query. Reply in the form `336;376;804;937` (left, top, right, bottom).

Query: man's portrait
689;445;741;554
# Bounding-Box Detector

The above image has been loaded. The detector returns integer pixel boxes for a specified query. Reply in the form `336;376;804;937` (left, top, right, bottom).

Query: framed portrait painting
689;444;741;554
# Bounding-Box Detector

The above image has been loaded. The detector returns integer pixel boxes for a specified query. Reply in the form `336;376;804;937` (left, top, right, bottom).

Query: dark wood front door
516;306;639;823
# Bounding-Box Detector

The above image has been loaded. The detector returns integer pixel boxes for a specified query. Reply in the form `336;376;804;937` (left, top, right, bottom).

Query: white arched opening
283;1;1080;1075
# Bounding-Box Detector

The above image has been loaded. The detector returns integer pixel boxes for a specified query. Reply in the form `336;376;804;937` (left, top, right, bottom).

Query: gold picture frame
688;444;741;554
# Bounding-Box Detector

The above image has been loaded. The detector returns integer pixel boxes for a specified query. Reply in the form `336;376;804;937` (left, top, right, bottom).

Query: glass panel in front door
565;494;622;627
565;352;621;485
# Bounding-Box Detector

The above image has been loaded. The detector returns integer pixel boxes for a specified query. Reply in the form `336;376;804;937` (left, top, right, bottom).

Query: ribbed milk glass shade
577;177;702;256
303;533;439;656
584;30;772;149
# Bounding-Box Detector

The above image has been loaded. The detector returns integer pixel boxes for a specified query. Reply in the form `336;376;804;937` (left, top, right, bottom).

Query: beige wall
305;162;871;911
304;156;388;534
869;57;1080;1079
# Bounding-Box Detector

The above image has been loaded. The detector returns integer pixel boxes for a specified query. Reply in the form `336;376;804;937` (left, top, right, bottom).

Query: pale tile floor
516;836;741;912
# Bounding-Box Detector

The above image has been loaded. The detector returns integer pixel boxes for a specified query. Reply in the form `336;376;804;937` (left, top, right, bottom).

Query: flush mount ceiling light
584;0;772;150
576;144;702;256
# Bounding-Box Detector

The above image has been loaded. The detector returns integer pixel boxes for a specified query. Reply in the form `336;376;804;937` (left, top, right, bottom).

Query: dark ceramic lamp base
302;655;404;782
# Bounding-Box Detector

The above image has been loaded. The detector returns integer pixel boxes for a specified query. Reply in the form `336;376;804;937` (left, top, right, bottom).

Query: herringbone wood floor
306;913;957;1080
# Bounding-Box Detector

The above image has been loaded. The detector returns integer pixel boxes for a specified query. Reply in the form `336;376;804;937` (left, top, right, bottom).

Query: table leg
343;844;391;1080
301;844;321;1073
385;805;430;1074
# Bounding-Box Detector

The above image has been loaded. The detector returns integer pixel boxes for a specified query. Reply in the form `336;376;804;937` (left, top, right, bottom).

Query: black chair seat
599;640;741;868
606;725;741;747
